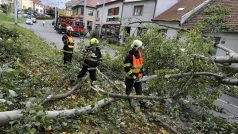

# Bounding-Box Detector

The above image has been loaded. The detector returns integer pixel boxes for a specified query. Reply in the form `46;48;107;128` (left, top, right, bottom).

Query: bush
36;16;52;20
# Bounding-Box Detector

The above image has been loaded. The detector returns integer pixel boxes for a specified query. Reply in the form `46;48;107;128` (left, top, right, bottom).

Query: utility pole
14;0;18;24
84;0;87;33
55;7;57;22
99;0;105;38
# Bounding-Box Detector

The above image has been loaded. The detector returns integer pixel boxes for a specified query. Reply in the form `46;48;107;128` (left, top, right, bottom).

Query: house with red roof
153;0;238;57
153;0;210;37
183;0;238;58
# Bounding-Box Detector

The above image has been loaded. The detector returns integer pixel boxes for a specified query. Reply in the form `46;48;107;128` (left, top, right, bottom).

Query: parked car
31;17;37;23
25;18;33;25
22;14;29;18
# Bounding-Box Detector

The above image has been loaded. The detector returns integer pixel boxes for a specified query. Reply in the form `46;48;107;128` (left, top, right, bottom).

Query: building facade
34;3;44;15
66;0;97;32
121;0;157;37
95;0;123;39
18;0;33;10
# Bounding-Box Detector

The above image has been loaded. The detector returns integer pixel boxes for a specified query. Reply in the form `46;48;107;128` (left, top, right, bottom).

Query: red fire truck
54;16;85;36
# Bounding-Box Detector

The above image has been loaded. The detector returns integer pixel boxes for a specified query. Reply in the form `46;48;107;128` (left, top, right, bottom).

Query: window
137;27;148;36
75;22;84;27
159;29;168;37
106;17;120;22
96;11;100;21
80;7;84;15
96;11;99;18
133;5;143;16
108;7;119;16
88;9;93;16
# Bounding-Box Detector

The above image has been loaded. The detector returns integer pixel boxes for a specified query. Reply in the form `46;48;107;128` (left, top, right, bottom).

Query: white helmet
66;26;73;31
131;40;143;49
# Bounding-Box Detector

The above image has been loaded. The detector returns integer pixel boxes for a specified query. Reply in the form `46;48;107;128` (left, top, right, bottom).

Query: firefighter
77;38;102;86
62;26;75;64
124;39;147;109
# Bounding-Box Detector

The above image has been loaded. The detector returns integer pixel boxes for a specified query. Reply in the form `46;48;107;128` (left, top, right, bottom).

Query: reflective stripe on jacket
65;34;74;48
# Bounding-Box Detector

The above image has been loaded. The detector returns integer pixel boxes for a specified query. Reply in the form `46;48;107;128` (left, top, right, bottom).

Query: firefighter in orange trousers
123;40;147;109
62;26;75;64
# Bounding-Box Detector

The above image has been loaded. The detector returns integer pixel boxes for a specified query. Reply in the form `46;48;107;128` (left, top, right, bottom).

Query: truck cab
54;16;85;37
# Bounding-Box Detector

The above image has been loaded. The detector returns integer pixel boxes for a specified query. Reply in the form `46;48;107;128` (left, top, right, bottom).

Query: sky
41;0;71;9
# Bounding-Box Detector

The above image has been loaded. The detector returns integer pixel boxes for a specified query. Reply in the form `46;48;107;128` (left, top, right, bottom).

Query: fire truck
54;10;85;36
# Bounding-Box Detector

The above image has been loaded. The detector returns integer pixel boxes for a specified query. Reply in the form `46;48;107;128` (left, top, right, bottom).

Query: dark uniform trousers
77;65;97;81
125;77;146;108
63;52;72;64
125;78;142;95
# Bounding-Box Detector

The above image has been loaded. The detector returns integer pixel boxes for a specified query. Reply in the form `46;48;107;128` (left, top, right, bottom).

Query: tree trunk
0;98;115;126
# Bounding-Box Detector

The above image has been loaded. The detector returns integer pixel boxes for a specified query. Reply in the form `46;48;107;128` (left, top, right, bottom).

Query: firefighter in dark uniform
77;38;102;86
124;40;147;109
62;26;74;64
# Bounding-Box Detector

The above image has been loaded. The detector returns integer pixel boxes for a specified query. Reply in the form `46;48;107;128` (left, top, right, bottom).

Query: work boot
91;81;98;88
139;101;149;110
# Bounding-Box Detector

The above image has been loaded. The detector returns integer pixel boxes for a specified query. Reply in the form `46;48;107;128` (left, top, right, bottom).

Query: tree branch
165;72;238;86
0;98;116;126
221;78;238;86
92;86;169;101
41;75;89;105
216;44;235;54
165;72;223;79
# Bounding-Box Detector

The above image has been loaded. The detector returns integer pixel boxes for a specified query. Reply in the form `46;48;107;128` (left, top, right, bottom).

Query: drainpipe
99;0;105;38
84;0;87;33
152;0;157;18
119;0;124;43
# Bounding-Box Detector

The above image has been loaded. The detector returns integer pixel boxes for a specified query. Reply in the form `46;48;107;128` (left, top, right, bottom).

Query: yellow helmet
90;38;99;45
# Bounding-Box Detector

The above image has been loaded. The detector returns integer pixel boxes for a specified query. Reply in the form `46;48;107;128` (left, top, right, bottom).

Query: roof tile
153;0;205;21
183;0;238;32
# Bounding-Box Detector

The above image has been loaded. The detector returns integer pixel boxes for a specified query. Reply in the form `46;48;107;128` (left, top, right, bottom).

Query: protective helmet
90;38;99;45
66;26;73;31
131;40;143;49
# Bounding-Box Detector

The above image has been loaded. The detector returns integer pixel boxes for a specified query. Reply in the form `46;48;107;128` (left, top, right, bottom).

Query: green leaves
198;4;230;33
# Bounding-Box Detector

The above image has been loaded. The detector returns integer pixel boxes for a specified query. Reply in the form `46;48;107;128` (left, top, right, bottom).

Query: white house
121;0;157;37
96;0;124;39
34;3;44;15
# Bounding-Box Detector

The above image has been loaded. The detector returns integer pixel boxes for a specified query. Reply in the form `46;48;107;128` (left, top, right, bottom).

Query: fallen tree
0;97;116;126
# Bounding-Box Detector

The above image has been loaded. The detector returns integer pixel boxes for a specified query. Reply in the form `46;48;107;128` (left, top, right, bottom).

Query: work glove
82;49;87;53
127;71;136;80
97;60;102;66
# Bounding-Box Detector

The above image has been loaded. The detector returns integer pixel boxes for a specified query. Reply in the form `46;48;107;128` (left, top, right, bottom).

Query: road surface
19;20;115;57
19;20;238;123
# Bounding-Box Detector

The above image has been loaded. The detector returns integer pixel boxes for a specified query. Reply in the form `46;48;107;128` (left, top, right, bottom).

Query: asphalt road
19;20;238;123
19;19;115;57
20;19;77;49
214;94;238;122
